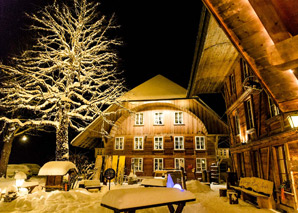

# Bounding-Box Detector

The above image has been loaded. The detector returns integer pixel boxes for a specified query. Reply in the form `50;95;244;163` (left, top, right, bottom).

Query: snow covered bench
101;187;196;213
83;180;101;192
230;177;275;209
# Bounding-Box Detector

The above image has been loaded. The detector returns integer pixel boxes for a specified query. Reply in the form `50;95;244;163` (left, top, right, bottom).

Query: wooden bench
101;187;196;213
230;177;275;209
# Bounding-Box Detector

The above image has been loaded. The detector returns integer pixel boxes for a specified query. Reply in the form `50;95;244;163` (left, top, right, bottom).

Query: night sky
0;0;217;165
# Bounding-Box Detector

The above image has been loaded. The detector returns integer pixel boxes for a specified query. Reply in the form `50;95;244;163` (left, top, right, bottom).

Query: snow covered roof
38;161;78;176
120;75;187;101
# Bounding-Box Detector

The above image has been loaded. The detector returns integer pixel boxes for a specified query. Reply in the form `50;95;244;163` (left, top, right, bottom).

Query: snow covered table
101;187;196;213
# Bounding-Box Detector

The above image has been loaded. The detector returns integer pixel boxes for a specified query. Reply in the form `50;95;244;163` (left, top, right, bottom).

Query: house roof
71;75;229;149
120;74;187;101
187;9;238;95
189;1;298;113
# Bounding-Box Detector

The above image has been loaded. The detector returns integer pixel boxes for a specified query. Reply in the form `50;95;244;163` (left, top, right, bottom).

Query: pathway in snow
0;180;278;213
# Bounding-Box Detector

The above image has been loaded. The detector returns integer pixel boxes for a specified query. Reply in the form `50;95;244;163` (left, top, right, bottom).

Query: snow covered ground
0;179;278;213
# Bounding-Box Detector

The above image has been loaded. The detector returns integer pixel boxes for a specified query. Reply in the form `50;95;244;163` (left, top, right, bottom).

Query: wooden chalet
71;75;229;180
188;2;298;212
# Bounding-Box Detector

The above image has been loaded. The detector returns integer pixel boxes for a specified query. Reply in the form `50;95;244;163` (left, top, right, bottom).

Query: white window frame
246;99;255;130
134;137;144;150
154;136;164;150
154;158;163;171
131;158;143;172
196;158;207;173
174;111;183;125
174;136;184;150
174;158;185;170
115;137;124;150
195;136;206;150
135;112;144;125
154;112;164;125
268;96;279;118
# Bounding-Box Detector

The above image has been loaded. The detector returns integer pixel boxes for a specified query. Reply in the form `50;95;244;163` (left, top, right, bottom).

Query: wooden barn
188;2;298;212
71;75;229;180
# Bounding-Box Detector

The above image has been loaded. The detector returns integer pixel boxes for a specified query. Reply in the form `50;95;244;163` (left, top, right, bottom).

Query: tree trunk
0;124;16;177
56;103;70;161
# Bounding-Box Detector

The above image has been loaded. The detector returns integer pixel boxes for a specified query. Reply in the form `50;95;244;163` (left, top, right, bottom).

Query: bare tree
0;0;125;161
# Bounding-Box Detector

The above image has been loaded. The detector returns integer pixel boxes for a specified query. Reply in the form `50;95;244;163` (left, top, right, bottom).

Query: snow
141;178;167;187
38;161;78;176
0;180;277;213
101;187;195;210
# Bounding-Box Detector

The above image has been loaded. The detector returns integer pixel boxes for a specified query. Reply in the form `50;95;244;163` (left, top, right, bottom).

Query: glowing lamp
15;172;27;188
287;115;298;129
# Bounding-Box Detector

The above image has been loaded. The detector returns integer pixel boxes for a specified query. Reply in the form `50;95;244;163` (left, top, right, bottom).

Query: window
234;111;240;135
174;158;185;170
195;136;205;150
154;158;163;171
134;137;143;150
174;112;183;124
196;158;207;172
230;74;236;94
131;158;143;172
245;99;254;130
241;58;251;81
174;136;184;150
154;136;163;150
154;112;164;125
135;113;144;125
268;96;279;118
115;137;124;150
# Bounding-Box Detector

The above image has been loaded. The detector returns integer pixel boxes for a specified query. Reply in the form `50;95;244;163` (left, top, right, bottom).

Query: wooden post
266;147;270;180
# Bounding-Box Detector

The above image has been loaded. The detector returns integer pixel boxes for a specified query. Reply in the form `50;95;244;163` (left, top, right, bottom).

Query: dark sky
0;0;203;89
0;0;206;165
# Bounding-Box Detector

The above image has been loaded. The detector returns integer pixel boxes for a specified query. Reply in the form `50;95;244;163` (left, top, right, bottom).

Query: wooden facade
72;75;229;180
224;57;298;211
188;2;298;211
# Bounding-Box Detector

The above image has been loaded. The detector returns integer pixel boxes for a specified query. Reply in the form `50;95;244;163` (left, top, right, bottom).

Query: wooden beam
271;146;281;187
226;88;253;115
279;99;298;112
266;147;270;180
248;0;290;43
266;34;298;68
258;149;264;179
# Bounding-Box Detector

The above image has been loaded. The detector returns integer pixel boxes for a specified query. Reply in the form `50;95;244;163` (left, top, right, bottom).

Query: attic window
174;112;183;124
154;112;164;125
135;112;144;125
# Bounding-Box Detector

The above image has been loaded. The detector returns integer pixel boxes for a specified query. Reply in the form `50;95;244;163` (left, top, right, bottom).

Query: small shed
38;161;78;192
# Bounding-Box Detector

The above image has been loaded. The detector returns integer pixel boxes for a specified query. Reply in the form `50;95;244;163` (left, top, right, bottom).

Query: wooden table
101;187;196;213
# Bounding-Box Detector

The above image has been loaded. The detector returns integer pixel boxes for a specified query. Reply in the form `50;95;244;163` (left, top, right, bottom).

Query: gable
120;75;186;101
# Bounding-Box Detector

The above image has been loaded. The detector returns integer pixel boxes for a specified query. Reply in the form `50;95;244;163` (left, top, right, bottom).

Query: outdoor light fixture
287;114;298;130
15;172;27;188
21;135;28;142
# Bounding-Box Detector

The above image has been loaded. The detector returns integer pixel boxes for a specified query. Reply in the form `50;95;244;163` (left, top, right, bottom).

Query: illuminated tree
0;0;125;161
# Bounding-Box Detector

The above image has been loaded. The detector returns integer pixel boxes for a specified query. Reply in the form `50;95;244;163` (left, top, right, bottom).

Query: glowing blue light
166;174;174;188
